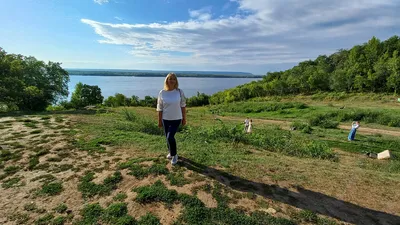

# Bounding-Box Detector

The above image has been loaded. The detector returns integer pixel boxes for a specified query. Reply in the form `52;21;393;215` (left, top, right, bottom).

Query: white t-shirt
156;89;186;120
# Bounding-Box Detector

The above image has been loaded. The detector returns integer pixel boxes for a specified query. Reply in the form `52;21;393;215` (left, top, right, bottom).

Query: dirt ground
1;115;399;225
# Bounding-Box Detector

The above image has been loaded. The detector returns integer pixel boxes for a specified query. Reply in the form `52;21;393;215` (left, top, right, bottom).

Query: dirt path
217;116;400;137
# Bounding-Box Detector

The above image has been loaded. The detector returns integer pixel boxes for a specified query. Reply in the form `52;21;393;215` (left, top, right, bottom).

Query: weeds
8;212;30;224
35;213;54;225
54;203;68;213
77;203;136;225
113;192;128;201
133;180;179;205
2;176;23;189
118;159;169;179
39;182;63;196
167;172;189;187
78;171;123;198
138;213;161;225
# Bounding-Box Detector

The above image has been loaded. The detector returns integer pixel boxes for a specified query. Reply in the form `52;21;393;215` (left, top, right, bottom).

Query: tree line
209;36;400;104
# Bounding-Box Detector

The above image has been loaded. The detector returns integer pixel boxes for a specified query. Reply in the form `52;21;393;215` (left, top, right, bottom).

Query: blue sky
1;0;400;74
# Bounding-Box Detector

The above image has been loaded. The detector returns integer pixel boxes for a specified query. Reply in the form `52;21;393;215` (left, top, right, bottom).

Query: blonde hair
164;72;179;91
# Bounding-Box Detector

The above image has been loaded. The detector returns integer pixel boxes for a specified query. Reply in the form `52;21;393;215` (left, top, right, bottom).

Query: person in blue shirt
348;121;360;141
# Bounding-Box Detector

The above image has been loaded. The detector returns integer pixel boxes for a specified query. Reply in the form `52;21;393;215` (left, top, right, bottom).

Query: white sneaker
171;154;178;165
166;153;172;159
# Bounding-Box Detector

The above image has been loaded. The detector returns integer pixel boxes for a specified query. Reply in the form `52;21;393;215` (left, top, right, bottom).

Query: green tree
70;82;103;108
387;50;400;94
0;47;69;111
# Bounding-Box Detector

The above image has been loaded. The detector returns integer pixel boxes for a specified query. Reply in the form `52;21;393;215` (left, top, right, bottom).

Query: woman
156;73;186;165
348;121;360;141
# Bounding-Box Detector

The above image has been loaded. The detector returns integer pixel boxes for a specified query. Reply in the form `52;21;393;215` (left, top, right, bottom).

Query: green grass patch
118;158;169;179
7;212;30;224
24;202;38;212
30;129;43;134
47;157;63;162
1;165;21;180
51;216;67;225
2;176;23;189
209;101;308;114
133;180;179;205
0;149;22;162
76;202;136;225
4;165;20;174
35;213;54;225
113;192;128;202
166;172;190;187
54;116;64;123
28;156;40;170
24;122;38;128
53;203;68;213
134;180;295;225
78;171;123;198
39;182;63;196
35;148;50;157
138;213;161;225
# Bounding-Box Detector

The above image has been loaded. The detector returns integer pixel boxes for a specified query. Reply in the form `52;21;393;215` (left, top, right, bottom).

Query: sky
1;0;400;75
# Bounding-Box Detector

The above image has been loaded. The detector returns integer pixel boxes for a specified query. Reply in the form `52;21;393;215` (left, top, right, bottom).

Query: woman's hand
158;121;163;128
182;118;186;126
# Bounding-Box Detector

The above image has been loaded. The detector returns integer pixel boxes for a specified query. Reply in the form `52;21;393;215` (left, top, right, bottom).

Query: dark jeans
162;119;181;156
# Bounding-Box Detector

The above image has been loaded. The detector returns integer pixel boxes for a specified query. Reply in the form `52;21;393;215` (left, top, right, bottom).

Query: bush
209;101;308;114
46;105;65;111
71;82;104;108
187;92;210;107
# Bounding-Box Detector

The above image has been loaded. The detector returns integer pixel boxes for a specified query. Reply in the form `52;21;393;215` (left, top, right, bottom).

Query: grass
78;171;123;198
53;203;68;213
113;192;128;202
39;182;63;196
30;129;43;134
167;172;190;187
118;158;169;179
76;202;137;225
2;176;24;188
133;180;295;225
8;212;30;224
0;165;21;180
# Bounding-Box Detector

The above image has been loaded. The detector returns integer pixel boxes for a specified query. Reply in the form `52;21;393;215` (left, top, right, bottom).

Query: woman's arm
156;91;163;128
179;89;187;126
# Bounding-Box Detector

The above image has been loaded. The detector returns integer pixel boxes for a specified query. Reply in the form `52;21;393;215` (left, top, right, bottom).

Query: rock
262;208;277;214
377;150;391;160
366;152;377;159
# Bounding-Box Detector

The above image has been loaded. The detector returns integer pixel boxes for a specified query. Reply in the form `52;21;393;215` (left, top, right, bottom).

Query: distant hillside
66;69;261;78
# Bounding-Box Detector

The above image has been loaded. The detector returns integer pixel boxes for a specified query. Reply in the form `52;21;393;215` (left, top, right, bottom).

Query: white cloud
114;16;123;21
82;0;400;73
94;0;109;5
188;7;212;21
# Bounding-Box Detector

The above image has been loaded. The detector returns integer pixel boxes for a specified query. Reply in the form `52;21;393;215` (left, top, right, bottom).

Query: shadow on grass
179;157;400;225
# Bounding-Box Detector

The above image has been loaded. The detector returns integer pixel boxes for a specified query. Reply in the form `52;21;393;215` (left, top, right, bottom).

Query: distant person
247;119;253;133
244;117;250;132
157;73;186;165
348;121;360;141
